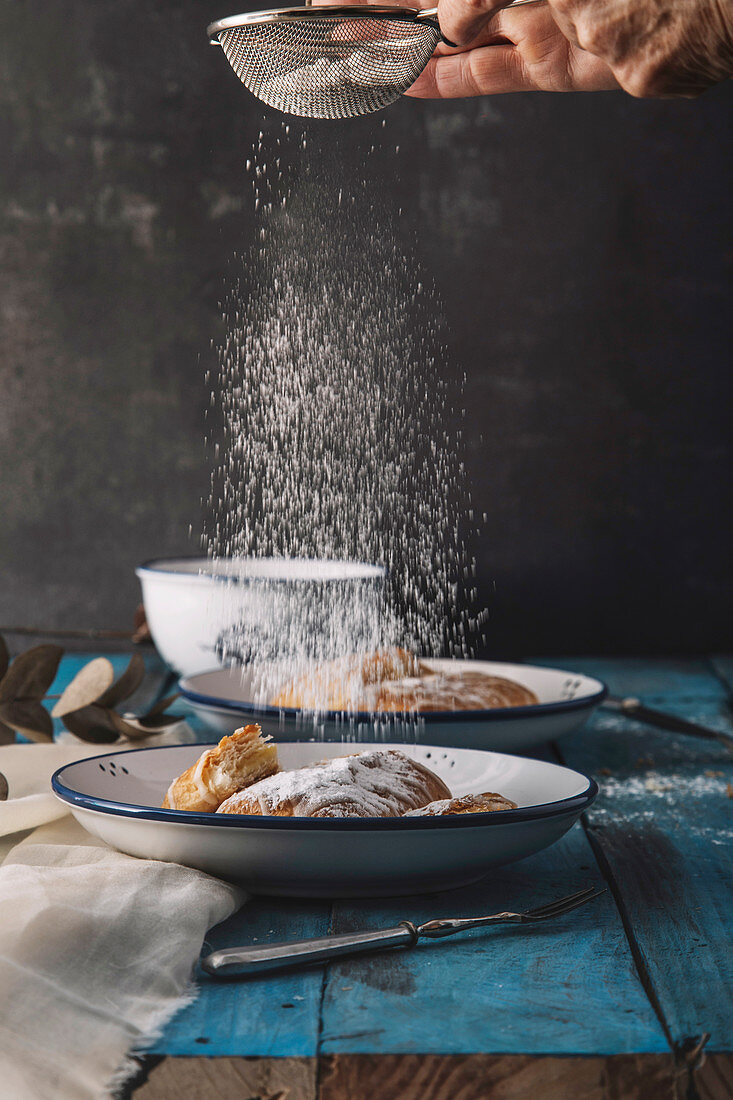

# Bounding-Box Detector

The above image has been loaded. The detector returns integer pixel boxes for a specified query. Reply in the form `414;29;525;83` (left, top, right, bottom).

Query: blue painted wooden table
46;653;733;1100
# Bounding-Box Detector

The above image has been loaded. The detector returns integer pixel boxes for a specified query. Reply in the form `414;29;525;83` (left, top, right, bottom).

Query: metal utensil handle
618;697;733;749
419;0;544;15
418;0;544;26
201;922;418;977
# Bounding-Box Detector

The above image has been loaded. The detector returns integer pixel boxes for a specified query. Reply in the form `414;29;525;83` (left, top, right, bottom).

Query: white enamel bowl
52;742;597;897
179;659;607;754
136;557;387;676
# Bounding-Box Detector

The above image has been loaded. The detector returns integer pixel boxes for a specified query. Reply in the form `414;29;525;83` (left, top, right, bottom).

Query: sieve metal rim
207;7;440;44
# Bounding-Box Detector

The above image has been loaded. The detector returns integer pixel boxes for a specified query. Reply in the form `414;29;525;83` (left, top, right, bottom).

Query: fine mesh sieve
207;2;539;119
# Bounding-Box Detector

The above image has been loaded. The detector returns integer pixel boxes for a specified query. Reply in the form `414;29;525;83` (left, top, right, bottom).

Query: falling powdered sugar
202;125;485;719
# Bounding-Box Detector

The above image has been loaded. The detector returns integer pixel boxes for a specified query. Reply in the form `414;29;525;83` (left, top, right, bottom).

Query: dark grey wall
1;1;731;655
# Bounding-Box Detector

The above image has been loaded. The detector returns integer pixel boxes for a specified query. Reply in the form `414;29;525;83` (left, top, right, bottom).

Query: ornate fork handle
418;913;523;938
201;886;603;978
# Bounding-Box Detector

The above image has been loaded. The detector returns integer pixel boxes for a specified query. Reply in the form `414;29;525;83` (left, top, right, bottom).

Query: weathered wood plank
318;826;667;1056
129;1053;687;1100
129;1055;316;1100
317;1053;679;1100
697;1053;733;1100
148;896;331;1058
710;655;733;698
554;658;733;1054
546;657;729;703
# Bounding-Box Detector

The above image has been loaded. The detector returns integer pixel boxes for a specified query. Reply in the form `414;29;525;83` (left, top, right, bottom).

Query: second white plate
179;659;606;753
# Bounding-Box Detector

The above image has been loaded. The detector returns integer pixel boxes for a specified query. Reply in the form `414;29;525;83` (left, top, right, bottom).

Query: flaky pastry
162;724;278;812
270;649;538;714
270;647;419;711
374;670;539;713
216;747;450;818
403;791;518;817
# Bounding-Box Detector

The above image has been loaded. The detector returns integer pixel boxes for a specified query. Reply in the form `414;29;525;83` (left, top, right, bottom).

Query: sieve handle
418;0;545;12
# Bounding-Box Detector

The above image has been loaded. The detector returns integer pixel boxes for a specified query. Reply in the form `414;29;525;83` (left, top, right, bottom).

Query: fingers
436;0;508;47
406;44;531;96
406;22;617;96
544;0;581;46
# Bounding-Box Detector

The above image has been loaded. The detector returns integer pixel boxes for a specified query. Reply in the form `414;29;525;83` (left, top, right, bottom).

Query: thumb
437;0;506;46
544;0;582;46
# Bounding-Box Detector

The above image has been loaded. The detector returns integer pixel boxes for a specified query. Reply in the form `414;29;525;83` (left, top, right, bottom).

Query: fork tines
523;884;604;922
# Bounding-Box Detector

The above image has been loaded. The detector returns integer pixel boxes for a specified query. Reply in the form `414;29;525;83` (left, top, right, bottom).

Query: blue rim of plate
178;666;608;725
51;744;598;832
136;556;387;585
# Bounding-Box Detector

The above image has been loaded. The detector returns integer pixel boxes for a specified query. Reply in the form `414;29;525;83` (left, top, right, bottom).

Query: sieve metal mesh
217;18;441;118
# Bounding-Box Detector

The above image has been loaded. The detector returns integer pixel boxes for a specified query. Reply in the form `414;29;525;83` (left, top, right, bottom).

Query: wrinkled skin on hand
405;0;733;98
405;3;618;97
549;0;733;96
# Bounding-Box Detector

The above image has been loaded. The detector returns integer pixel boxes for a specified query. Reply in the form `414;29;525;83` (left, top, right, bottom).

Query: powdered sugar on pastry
271;648;418;711
404;791;517;817
270;651;538;714
372;669;538;713
217;748;449;818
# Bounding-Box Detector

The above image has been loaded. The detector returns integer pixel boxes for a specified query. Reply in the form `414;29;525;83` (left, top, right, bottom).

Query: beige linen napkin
0;738;244;1100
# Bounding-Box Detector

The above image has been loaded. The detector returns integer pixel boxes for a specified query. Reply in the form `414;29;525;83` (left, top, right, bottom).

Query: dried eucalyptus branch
0;633;180;745
51;653;180;743
0;638;64;742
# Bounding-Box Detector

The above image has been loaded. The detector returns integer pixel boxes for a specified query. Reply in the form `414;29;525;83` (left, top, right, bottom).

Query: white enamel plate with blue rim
178;659;607;753
52;742;597;897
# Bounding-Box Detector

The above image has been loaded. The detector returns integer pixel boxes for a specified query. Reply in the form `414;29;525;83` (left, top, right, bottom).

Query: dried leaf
0;700;53;742
0;645;64;703
0;770;7;801
97;653;146;709
108;712;155;740
0;636;9;682
129;713;182;732
140;692;180;720
62;704;119;743
51;658;115;718
109;713;179;739
107;693;181;740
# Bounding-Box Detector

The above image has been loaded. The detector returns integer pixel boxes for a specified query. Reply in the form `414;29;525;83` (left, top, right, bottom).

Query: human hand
546;0;733;97
405;1;617;97
310;0;613;92
406;0;733;98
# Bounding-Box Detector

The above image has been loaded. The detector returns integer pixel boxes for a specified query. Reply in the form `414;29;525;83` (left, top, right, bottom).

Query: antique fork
201;885;604;978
